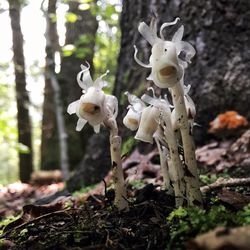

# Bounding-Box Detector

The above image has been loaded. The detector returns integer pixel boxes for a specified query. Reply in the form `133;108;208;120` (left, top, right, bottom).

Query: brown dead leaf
196;142;226;166
218;188;250;209
197;129;250;172
187;226;250;250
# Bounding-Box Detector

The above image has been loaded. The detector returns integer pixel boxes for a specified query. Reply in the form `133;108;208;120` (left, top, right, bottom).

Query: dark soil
0;185;176;250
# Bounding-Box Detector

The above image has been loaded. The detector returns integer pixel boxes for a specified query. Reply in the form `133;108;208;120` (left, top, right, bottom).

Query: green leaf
62;44;76;57
16;143;30;154
75;47;92;59
65;12;78;23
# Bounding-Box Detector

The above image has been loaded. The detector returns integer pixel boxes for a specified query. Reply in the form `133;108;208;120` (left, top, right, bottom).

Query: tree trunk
9;0;33;183
41;0;60;171
60;0;98;168
41;0;70;180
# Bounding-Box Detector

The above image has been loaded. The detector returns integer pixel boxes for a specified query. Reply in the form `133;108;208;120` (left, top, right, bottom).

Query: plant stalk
171;81;203;206
104;116;128;210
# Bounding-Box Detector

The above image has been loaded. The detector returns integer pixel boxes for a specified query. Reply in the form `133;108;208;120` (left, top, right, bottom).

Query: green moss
166;204;250;249
121;136;137;156
129;180;145;190
199;171;230;185
72;184;97;197
0;216;19;236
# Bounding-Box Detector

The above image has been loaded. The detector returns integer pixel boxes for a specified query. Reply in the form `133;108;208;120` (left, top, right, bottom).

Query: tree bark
41;0;60;170
8;0;33;183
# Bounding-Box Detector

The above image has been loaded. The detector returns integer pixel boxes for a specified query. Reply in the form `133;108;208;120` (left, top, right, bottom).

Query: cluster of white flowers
67;18;202;208
124;18;202;206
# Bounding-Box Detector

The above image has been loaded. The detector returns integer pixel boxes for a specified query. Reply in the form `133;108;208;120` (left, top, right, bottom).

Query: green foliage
166;204;250;249
72;184;97;196
0;216;18;236
121;136;137;156
199;171;230;185
62;44;76;57
0;80;18;184
65;12;78;23
93;1;121;92
129;180;145;190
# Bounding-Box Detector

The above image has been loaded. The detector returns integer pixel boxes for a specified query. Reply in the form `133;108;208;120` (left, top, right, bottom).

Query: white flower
67;63;117;133
123;92;146;131
134;18;196;88
135;105;160;144
134;90;171;144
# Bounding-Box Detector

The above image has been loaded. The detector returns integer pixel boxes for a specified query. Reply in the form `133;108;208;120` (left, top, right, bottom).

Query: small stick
201;177;250;194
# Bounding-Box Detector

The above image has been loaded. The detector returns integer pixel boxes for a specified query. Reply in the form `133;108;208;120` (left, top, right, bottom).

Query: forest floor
0;130;250;250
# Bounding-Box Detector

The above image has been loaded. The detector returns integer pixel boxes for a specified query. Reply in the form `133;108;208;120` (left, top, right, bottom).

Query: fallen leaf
187;226;250;250
218;188;250;209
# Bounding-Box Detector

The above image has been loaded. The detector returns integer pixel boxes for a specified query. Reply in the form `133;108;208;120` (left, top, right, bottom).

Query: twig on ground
201;177;250;194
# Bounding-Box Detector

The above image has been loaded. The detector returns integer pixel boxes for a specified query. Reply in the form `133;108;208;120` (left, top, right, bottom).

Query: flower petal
77;62;93;90
76;118;87;131
67;100;80;115
93;124;100;133
125;92;145;108
134;45;151;68
172;25;184;43
160;17;180;40
176;41;196;63
94;70;109;89
138;22;158;46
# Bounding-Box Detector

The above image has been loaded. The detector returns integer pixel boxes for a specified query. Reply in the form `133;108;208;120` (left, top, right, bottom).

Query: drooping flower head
123;92;146;131
134;17;196;88
125;88;171;144
67;63;118;133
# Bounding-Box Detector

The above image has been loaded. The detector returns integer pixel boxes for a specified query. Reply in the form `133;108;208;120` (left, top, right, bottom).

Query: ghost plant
130;17;203;206
123;90;185;206
67;64;128;210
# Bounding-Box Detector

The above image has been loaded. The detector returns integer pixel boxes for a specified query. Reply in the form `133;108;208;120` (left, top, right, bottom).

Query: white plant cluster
67;18;203;210
124;18;202;206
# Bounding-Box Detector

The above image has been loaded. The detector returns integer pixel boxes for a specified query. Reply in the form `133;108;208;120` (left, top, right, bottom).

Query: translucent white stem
104;116;128;211
155;138;173;194
162;127;185;207
171;81;203;206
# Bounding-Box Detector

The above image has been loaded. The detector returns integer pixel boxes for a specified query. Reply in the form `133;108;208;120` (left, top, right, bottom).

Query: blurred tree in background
8;0;33;183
